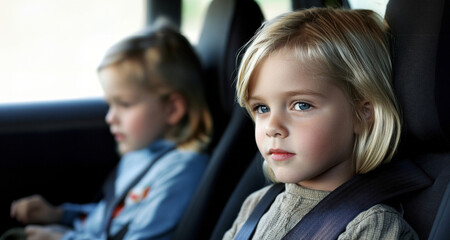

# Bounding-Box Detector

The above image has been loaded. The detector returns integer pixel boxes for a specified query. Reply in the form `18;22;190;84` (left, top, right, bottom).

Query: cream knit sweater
223;183;419;240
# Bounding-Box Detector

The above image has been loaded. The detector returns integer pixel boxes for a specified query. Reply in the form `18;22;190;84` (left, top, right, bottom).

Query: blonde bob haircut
98;22;212;152
236;8;401;179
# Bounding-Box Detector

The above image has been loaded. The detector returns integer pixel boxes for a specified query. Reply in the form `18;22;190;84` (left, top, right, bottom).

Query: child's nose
265;113;287;138
105;108;117;125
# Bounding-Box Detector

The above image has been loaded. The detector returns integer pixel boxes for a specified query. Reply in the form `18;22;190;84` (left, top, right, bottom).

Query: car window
181;0;212;44
0;1;145;104
348;0;389;17
255;0;291;20
181;0;291;45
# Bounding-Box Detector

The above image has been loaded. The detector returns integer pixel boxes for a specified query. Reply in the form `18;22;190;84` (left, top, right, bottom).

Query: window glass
348;0;389;17
181;0;212;44
255;0;291;20
181;0;291;45
0;1;145;104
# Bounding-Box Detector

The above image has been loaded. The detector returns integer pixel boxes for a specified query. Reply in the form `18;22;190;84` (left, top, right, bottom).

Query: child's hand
25;225;64;240
10;195;62;224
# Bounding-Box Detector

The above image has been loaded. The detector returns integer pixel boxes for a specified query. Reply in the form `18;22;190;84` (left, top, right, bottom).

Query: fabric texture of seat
385;0;450;239
209;154;268;240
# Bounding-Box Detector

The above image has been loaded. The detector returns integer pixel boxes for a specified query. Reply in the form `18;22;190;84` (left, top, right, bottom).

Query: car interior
0;0;448;239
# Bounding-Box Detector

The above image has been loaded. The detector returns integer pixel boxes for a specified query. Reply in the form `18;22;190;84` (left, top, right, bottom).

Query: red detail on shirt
111;186;152;219
143;186;151;198
112;200;125;218
129;193;140;202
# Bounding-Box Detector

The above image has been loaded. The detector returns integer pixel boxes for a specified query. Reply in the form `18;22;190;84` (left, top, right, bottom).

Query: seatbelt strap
235;159;432;240
101;145;176;239
282;159;432;239
234;183;285;240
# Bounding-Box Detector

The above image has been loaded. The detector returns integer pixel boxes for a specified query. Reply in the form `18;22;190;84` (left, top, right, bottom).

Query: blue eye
294;102;311;111
255;105;270;114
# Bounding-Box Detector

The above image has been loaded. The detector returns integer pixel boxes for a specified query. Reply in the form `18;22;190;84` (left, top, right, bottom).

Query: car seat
385;0;450;239
210;0;450;239
171;0;264;239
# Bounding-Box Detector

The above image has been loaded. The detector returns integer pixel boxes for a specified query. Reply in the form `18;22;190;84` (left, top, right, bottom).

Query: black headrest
195;0;264;147
385;0;450;152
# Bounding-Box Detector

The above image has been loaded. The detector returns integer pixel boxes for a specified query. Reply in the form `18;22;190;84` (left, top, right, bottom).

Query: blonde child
223;8;418;239
9;23;212;240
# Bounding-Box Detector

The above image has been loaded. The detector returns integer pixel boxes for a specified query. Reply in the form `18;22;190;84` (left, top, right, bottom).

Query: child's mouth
114;133;125;141
269;149;295;161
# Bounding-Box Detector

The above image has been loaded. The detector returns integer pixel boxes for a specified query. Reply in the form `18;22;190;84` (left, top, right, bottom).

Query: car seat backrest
195;0;264;149
209;153;268;239
385;0;450;239
172;0;264;239
386;0;450;150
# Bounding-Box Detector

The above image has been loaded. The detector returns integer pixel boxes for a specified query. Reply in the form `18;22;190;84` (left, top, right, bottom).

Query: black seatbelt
101;145;175;239
234;183;285;240
235;159;432;240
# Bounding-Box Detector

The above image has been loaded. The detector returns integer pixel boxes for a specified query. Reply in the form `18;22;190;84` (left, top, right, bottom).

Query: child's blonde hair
98;23;212;152
236;8;401;178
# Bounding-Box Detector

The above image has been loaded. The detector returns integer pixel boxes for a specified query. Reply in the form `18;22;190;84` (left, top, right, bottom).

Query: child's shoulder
222;184;274;239
154;148;209;175
237;185;273;217
169;148;209;163
248;184;273;201
339;204;419;240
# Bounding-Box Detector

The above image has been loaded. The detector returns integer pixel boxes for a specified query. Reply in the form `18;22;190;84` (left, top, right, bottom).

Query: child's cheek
300;127;332;162
254;121;266;153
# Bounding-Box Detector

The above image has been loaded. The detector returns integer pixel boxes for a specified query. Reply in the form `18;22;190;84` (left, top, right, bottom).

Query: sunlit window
181;0;291;45
255;0;291;20
0;1;145;104
348;0;389;17
181;0;212;44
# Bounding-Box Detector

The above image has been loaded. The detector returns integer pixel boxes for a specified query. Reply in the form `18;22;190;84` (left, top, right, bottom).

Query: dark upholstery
171;0;264;239
429;183;450;239
386;0;450;149
210;153;268;239
195;0;264;149
385;0;450;239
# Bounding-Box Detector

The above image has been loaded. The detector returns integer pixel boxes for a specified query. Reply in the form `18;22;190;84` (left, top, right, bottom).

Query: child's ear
354;100;374;134
166;92;187;126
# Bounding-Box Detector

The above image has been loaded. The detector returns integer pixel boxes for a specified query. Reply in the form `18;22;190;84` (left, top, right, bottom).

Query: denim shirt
59;140;208;240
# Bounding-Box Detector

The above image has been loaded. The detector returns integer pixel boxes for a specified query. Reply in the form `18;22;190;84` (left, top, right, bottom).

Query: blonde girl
224;8;418;239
